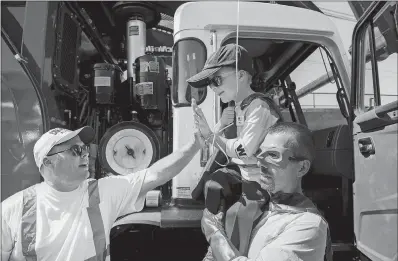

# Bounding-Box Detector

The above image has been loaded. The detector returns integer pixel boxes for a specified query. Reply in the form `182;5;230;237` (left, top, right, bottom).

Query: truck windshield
172;39;207;106
1;27;44;200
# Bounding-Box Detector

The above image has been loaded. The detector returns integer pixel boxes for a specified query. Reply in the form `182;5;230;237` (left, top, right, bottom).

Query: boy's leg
192;165;242;214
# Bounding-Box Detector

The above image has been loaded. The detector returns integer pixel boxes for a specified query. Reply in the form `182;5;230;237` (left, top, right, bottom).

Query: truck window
1;41;44;200
289;47;347;130
1;4;44;200
1;3;26;62
358;24;398;110
172;39;207;106
1;3;26;44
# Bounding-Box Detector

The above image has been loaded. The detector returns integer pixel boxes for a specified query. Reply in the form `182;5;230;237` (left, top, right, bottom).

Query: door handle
358;137;375;155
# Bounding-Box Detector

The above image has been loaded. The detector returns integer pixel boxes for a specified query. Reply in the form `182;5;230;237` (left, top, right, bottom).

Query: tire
98;121;161;175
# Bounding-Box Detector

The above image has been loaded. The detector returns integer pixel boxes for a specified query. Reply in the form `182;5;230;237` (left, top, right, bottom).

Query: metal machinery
45;2;175;189
92;3;171;182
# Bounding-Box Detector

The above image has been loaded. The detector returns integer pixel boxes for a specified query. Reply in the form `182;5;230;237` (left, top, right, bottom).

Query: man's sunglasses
47;144;89;157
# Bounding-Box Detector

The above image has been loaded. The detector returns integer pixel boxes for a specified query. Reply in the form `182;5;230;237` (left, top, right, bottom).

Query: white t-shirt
1;169;148;261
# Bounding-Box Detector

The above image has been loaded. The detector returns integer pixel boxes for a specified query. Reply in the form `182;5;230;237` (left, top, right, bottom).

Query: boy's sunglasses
204;71;236;88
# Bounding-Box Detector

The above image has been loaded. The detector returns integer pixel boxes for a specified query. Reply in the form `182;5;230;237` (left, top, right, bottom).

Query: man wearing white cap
1;126;204;261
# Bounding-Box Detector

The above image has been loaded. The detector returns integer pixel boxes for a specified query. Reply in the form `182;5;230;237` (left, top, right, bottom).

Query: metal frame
1;5;49;131
64;1;118;65
52;4;82;92
350;1;387;115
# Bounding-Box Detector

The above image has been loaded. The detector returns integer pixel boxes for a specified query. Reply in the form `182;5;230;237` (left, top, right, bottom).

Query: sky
315;2;357;52
292;2;397;108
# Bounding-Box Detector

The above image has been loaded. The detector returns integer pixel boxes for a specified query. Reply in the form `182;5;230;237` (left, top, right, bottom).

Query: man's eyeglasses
205;71;236;88
47;144;89;157
254;147;307;165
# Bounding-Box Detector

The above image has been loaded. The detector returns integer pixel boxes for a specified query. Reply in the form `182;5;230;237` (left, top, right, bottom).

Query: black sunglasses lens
71;145;89;156
211;76;222;87
70;145;81;156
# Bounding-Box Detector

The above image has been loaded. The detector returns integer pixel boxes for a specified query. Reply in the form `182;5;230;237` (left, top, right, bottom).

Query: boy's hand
192;98;212;139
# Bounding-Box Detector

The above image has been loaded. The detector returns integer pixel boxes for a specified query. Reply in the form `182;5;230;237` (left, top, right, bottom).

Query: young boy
188;44;283;260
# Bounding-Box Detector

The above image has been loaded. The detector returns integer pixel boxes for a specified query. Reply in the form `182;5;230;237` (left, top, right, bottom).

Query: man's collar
270;192;318;212
271;191;302;204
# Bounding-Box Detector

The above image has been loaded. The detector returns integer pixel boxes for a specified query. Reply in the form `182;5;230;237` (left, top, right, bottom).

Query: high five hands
191;98;210;148
192;98;212;140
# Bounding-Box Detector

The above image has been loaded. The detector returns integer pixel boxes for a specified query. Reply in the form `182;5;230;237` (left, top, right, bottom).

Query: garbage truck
1;1;397;260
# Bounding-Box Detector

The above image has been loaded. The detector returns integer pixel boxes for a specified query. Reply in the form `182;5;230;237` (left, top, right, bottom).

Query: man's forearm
141;139;200;194
209;231;241;261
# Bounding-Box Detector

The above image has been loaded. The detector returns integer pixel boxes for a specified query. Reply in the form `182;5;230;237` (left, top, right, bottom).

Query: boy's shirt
222;98;280;182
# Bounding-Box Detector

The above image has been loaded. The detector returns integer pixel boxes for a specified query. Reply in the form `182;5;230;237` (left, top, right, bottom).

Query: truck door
350;2;398;261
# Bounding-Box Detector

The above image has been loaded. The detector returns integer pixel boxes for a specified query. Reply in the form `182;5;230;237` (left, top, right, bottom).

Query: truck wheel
98;121;161;175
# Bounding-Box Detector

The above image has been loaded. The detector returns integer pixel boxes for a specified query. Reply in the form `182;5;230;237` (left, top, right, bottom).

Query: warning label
94;76;111;86
129;26;139;36
176;187;191;198
135;82;154;95
148;61;159;73
140;62;149;72
140;61;159;73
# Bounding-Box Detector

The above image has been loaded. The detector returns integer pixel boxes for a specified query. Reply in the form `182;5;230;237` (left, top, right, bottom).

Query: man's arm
209;231;241;261
201;208;241;261
140;132;203;196
202;246;216;261
99;132;204;218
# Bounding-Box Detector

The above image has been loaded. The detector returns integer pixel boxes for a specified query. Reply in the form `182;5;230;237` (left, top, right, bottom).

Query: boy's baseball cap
187;43;253;88
33;126;95;168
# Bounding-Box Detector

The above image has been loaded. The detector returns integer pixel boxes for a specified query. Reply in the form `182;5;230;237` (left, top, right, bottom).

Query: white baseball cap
33;126;95;169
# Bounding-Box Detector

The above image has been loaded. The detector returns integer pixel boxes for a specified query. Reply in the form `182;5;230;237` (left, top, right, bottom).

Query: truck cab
114;2;398;259
1;1;397;260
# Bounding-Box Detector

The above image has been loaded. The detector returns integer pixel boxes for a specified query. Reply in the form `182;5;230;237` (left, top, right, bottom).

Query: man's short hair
266;122;315;163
